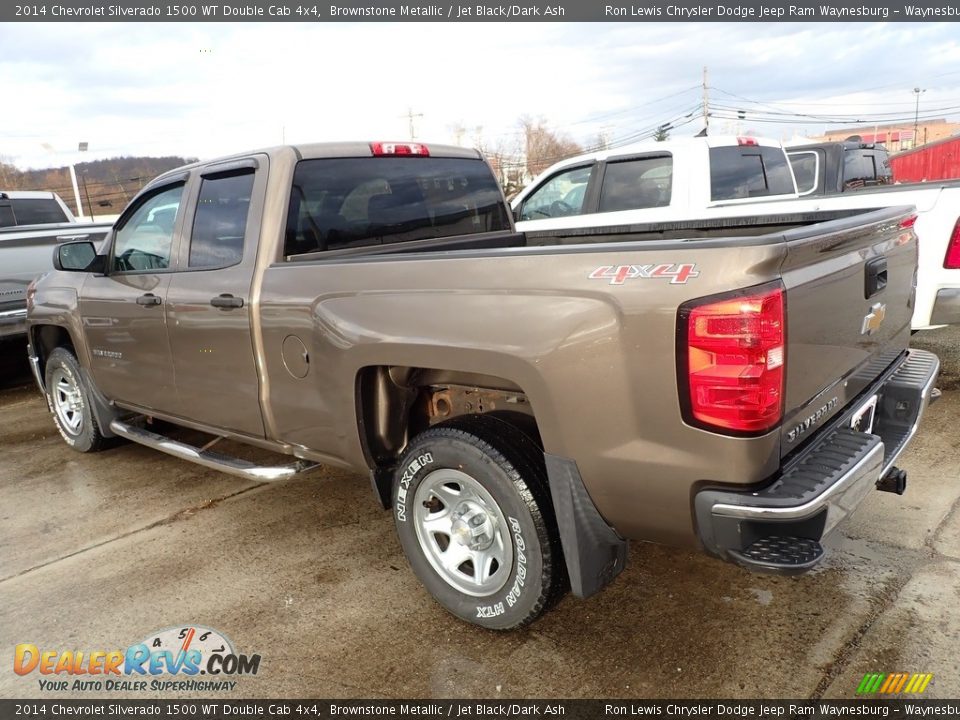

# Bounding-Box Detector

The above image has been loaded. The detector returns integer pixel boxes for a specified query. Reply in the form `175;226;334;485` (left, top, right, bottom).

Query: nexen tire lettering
395;452;434;522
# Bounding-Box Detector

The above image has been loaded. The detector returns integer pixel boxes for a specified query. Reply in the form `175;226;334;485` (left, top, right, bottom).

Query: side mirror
52;241;105;273
512;204;522;223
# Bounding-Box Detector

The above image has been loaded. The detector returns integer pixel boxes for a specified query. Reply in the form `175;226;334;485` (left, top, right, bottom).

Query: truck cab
511;135;799;233
786;140;894;196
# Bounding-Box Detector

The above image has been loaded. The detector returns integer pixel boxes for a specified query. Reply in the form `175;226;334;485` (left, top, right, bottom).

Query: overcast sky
3;22;960;169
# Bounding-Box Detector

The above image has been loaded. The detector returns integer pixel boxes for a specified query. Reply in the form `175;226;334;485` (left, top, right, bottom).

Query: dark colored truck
787;140;893;195
26;141;939;629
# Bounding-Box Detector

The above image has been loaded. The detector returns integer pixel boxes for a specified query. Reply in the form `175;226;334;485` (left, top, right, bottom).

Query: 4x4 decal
589;263;700;285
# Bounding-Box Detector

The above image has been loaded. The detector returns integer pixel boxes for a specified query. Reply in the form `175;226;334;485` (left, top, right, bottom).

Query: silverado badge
861;302;887;336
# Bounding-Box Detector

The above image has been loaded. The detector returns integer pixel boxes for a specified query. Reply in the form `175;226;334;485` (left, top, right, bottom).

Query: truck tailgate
778;207;916;457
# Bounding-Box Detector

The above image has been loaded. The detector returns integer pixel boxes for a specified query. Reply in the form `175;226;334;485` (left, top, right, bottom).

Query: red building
890;135;960;182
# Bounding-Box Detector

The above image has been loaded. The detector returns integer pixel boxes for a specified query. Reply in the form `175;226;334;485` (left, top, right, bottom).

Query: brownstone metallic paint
27;142;917;550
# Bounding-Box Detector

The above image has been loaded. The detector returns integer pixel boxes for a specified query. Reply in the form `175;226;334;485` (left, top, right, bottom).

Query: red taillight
899;214;918;229
736;136;758;146
681;284;785;434
944;218;960;269
370;142;430;157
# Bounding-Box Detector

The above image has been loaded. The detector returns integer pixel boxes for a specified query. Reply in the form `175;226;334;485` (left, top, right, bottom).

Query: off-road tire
44;347;106;453
392;413;566;630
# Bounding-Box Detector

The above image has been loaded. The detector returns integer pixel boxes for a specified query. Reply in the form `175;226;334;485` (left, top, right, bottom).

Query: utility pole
81;173;95;221
702;66;709;133
403;108;424;140
913;87;926;149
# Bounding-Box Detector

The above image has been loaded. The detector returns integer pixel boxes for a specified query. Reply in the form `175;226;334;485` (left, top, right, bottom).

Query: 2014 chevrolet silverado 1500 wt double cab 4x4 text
27;141;940;629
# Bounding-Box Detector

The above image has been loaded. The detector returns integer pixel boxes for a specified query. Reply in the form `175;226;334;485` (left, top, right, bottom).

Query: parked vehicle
0;191;111;341
785;140;893;195
514;136;960;330
27;141;939;630
512;135;800;233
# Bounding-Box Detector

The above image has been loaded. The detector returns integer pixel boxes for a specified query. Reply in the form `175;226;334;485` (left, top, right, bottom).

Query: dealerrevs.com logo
13;625;261;693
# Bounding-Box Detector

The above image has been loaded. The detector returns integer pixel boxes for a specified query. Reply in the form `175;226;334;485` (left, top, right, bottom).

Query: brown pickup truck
26;141;940;629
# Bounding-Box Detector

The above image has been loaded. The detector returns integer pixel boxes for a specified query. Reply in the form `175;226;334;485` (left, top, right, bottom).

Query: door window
519;165;592;221
189;170;255;268
598;156;672;212
112;184;185;272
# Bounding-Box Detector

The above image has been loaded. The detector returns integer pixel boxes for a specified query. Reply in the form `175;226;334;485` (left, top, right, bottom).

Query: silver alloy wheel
413;468;513;596
51;368;84;435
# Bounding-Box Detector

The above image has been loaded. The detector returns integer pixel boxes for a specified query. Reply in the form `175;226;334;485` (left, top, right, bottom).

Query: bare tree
520;116;582;177
462;127;522;198
0;156;21;188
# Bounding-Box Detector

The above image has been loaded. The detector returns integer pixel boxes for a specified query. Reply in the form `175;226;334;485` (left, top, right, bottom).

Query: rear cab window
710;145;795;201
284;157;509;257
0;197;70;226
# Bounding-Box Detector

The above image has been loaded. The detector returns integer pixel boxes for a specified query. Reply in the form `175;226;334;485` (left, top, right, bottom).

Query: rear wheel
44;347;106;453
392;414;566;630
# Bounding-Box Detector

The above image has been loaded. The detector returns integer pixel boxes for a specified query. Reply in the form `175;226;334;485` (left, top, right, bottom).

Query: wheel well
356;366;540;507
31;325;76;375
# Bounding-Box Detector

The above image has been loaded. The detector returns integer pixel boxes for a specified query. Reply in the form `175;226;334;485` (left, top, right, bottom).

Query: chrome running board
109;419;318;482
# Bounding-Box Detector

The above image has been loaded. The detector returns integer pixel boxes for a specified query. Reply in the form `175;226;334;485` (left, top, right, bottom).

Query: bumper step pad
729;536;824;572
695;348;940;577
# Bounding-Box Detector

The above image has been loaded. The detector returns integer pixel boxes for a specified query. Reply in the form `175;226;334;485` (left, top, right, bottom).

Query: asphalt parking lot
1;328;958;700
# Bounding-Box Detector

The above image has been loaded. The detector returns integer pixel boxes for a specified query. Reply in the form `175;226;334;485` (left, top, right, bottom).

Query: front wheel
44;347;106;453
392;414;566;630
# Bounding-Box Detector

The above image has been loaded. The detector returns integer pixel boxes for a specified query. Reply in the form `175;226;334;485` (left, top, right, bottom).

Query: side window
789;152;819;195
112;184;184;272
189;170;255;269
710;146;796;201
519;166;592;221
598;156;672;212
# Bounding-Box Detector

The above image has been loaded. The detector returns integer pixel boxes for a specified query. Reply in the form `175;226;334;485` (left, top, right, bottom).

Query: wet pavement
1;328;958;700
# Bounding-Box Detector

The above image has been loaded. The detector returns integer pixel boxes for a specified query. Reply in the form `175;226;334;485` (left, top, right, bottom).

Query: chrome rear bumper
695;349;940;573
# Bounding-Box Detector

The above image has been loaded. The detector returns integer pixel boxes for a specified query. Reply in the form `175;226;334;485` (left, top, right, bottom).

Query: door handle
210;294;244;309
56;234;90;243
136;293;162;307
865;257;888;299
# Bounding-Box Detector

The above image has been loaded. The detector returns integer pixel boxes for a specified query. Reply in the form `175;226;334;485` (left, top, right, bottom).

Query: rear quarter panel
259;240;788;546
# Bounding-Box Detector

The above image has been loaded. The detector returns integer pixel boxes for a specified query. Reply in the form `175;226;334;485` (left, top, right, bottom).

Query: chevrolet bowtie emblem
861;302;887;335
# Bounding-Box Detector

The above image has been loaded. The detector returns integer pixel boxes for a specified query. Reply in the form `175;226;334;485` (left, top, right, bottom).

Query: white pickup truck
512;135;960;330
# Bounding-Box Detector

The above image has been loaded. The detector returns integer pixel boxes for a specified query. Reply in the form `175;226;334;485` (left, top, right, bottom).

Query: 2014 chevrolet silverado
27;141;940;629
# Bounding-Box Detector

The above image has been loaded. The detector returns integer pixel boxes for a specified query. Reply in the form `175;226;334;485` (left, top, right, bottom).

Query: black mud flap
544;453;628;599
